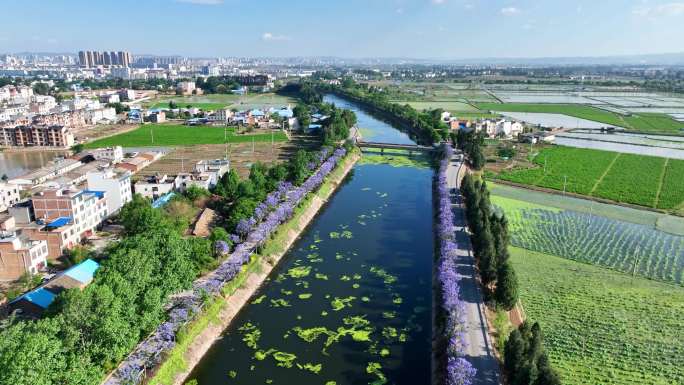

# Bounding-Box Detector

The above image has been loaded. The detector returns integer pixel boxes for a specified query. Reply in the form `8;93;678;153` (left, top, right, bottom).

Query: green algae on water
298;293;312;299
270;298;291;307
287;266;312;278
315;273;328;280
251;295;266;304
331;296;356;311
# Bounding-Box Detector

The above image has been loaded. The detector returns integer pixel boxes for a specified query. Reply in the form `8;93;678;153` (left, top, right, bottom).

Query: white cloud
432;0;446;4
500;7;520;15
633;2;684;17
176;0;223;5
262;32;291;41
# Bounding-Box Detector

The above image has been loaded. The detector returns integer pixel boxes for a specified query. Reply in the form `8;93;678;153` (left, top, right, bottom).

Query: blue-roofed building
250;109;265;117
8;259;100;318
270;107;294;119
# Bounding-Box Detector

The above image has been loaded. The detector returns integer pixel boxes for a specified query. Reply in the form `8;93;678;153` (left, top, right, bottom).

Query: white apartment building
177;81;196;95
0;182;20;212
213;107;234;123
89;146;123;162
134;174;175;200
86;168;132;214
85;107;117;124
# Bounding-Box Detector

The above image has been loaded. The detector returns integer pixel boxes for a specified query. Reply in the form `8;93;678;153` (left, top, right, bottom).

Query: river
324;94;416;145
187;97;434;384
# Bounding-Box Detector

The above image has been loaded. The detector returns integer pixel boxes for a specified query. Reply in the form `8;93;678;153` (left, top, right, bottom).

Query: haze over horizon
2;0;684;59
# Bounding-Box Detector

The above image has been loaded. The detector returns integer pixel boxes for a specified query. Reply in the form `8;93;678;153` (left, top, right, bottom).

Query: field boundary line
654;158;670;208
590;152;621;196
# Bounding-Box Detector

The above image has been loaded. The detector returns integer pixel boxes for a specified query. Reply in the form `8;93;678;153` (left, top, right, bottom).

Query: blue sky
2;0;683;58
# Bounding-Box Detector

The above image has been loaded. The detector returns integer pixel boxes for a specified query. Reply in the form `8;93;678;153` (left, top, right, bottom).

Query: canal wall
153;150;360;385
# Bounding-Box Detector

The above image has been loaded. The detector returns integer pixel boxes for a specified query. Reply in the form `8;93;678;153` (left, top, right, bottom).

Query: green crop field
391;100;480;112
489;182;684;236
149;102;228;110
658;159;684;211
494;145;684;210
511;247;684;385
475;102;684;134
593;154;665;207
492;195;684;284
84;124;288;148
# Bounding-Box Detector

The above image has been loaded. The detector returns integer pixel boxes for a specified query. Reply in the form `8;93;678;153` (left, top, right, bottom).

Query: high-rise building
78;50;132;68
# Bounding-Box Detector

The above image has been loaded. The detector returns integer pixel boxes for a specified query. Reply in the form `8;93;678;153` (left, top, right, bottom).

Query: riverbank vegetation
489;145;684;211
0;193;216;385
316;79;449;144
435;145;476;385
460;174;518;310
510;247;684;385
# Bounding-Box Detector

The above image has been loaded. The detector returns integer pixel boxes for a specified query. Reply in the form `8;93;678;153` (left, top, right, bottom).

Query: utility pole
252;137;255;154
150;125;154;144
563;175;567;194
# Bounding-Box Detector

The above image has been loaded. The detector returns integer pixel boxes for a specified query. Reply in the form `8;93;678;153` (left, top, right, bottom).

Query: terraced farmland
493;196;684;285
494;145;684;210
511;247;684;385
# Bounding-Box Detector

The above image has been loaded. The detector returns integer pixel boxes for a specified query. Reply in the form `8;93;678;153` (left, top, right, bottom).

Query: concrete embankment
159;151;360;385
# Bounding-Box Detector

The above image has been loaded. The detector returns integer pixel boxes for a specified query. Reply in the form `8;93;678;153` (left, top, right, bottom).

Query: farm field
83;124;287;148
489;182;684;236
146;93;297;111
136;135;319;179
511;247;684;385
392;100;480;112
493;195;684;285
493;145;684;210
475;102;684;134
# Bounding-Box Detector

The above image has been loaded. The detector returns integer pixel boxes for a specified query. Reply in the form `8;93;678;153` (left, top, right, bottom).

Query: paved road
446;154;501;385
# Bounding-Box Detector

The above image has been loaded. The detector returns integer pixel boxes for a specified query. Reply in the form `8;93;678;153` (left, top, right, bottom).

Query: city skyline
1;0;684;59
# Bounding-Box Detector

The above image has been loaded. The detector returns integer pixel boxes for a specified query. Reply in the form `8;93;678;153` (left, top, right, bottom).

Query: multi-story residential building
0;232;48;280
134;174;174;200
0;125;75;147
27;188;108;258
33;109;87;128
86;168;132;214
0;182;20;212
213;107;234;123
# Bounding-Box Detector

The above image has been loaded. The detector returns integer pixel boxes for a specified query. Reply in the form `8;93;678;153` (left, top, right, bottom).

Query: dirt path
170;153;359;385
590;152;621;195
654;158;670;208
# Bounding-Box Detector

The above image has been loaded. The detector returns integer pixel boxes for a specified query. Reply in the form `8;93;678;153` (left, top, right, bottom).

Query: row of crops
494;146;684;210
492;196;684;285
510;247;684;385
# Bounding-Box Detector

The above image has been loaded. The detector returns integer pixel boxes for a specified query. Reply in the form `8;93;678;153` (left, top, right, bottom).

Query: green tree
118;194;169;235
32;82;50;95
214;169;240;201
495;262;519;310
